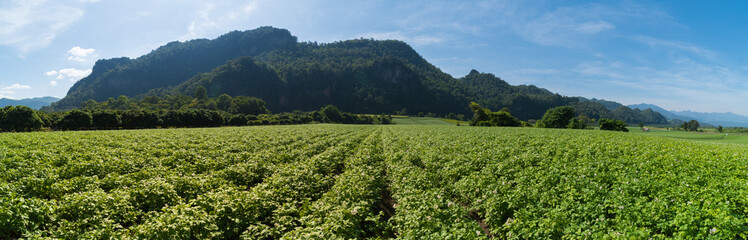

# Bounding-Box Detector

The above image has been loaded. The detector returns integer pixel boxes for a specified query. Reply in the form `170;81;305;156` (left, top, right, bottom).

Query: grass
390;116;466;125
633;129;748;145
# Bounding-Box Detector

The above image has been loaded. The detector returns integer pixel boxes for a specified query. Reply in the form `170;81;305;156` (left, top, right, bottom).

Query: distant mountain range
629;103;748;127
0;97;59;109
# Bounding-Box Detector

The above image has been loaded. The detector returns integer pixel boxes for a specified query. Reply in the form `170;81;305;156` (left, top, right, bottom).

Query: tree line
0;103;390;133
469;103;630;132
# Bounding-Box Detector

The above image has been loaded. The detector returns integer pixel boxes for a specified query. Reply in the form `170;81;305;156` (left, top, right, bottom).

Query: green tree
599;118;629;132
92;111;122;130
57;110;93;130
469;102;520;127
686;120;700;131
217;94;232;111
717;125;723;133
320;105;343;123
80;99;100;110
567;118;586;129
194;86;208;100
469;102;489;126
0;106;44;132
229;96;268;115
537;106;575;128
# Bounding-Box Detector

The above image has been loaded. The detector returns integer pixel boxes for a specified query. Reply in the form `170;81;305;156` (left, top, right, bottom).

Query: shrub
599;118;629;132
537;106;575;128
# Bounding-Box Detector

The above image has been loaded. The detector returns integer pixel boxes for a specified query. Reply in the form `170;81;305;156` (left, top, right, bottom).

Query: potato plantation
2;125;748;239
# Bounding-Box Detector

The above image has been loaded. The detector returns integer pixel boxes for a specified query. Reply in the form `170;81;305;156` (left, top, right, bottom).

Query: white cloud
68;46;95;57
45;68;92;81
2;83;31;90
0;0;85;52
66;46;96;61
50;80;58;86
179;0;263;41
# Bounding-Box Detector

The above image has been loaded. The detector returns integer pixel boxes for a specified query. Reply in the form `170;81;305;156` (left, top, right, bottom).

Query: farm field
390;116;459;125
634;130;748;145
2;125;748;239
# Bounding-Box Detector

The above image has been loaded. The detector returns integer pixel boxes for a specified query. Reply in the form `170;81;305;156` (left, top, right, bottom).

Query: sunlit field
2;125;748;238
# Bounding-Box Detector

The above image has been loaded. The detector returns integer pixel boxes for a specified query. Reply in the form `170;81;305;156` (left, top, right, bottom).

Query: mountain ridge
629;103;748;127
0;97;60;109
44;26;669;124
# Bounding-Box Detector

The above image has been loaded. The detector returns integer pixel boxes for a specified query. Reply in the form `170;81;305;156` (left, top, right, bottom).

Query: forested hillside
44;26;667;123
46;27;297;111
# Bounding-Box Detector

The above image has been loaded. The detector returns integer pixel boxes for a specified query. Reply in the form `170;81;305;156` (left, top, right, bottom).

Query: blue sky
1;0;747;115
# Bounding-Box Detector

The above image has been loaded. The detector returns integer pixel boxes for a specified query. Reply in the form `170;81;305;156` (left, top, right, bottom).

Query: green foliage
469;102;520;127
56;110;93;130
537;106;575;128
91;111;121;130
599;118;629;132
0;105;44;132
2;125;748;238
5;102;380;132
682;120;700;132
567;118;586;129
194;86;208;100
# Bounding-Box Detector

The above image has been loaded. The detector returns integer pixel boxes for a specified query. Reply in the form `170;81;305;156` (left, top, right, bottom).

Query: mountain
45;26;668;123
0;97;59;109
669;111;748;127
579;97;624;110
46;26;298;111
629;103;748;127
572;98;668;124
628;103;694;122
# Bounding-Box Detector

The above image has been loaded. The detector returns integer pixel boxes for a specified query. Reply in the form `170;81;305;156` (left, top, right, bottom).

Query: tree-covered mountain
46;27;297;111
0;97;59;109
578;97;624;110
44;26;668;123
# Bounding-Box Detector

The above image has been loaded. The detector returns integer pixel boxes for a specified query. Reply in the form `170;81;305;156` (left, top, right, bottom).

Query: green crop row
1;125;747;239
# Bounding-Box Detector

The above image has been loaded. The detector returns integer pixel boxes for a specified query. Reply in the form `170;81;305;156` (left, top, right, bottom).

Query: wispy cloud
512;5;617;48
509;3;674;48
0;0;85;53
2;83;31;90
632;35;717;59
575;61;626;79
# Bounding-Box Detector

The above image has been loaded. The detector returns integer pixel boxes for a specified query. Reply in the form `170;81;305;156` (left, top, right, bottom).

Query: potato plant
1;125;747;239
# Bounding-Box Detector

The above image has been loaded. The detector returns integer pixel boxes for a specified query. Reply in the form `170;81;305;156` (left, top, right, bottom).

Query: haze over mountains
0;97;59;110
38;26;746;126
629;103;748;127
